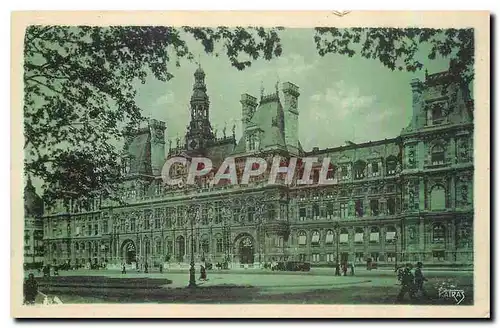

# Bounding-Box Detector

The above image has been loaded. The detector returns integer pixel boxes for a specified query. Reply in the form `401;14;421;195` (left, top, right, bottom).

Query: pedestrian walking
396;263;415;302
350;262;355;276
335;262;341;276
413;261;428;298
199;264;207;281
23;273;38;305
144;262;149;273
342;263;347;276
159;263;164;273
121;262;126;274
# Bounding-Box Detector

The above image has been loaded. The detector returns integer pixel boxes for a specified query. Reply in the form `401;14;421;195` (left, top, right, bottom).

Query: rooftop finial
425;69;429;79
260;81;264;100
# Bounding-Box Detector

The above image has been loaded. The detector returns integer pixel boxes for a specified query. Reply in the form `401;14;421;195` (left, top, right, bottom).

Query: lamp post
187;203;200;288
334;222;340;276
256;202;265;266
394;231;399;271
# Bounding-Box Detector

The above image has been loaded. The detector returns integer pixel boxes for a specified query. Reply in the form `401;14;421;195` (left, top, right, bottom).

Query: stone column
419;177;426;211
450;175;456;209
450;137;457;164
380;226;386;261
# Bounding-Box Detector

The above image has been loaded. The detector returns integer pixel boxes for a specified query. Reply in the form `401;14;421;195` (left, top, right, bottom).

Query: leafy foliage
23;26;283;207
314;27;474;96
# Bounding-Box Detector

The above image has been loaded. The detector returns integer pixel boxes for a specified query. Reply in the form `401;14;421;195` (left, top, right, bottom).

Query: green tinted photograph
18;17;482;314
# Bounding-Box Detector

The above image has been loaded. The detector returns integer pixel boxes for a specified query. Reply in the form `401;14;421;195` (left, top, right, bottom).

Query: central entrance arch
121;240;136;264
236;235;255;264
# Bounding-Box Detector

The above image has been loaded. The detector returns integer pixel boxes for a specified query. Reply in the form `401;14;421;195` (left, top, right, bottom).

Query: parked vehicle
286;261;311;272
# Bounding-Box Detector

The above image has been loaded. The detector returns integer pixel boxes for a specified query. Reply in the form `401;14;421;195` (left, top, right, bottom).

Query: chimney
282;82;300;154
240;94;257;132
410;78;423;129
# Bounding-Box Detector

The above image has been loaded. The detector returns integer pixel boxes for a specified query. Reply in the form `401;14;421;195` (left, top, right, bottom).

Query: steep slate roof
24;176;43;217
126;131;152;175
233;92;287;155
206;139;236;167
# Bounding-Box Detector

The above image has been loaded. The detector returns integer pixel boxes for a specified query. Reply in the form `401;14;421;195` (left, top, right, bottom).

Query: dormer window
246;133;258;151
386;156;398;175
353;160;366;180
371;162;379;177
428;101;448;125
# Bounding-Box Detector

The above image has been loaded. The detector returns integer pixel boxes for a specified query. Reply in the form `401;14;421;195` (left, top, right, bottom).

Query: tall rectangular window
312;204;320;219
326;203;334;218
247;206;254;223
387;198;396;215
340;203;348;218
370;199;379;216
216;238;223;253
355;199;363;217
299;207;306;221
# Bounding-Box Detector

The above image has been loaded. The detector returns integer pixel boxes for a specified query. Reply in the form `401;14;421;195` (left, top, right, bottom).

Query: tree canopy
24;26;473;208
313;27;474;101
24;26;283;207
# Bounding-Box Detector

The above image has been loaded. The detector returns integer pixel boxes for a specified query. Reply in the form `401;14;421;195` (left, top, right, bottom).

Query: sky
133;28;450;152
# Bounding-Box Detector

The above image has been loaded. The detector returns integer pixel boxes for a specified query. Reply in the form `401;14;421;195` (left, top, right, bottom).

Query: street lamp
256;203;265;266
394;231;399;271
334;222;340;276
187;203;200;288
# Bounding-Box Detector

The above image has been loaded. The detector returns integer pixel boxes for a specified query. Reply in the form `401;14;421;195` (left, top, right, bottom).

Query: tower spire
186;66;214;151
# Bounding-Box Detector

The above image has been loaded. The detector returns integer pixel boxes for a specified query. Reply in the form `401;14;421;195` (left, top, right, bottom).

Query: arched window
325;230;334;244
311;231;320;245
215;234;223;253
201;236;210;254
385;226;397;243
430;185;447;210
298;231;307;245
354;160;366;180
431;144;445;165
339;228;349;244
155;239;162;254
433;224;446;243
354;228;364;244
369;227;380;243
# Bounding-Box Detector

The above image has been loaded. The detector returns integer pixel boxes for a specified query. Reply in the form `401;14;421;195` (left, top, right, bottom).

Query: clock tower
185;65;215;152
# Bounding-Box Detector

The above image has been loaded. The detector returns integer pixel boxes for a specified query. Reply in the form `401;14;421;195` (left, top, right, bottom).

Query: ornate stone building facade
40;67;474;269
24;177;44;269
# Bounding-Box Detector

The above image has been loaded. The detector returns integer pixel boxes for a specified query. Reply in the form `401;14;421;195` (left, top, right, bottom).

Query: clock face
189;139;198;149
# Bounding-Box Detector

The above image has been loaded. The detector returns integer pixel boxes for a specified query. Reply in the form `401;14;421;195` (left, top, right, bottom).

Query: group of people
122;261;162;274
335;262;355;276
396;261;428;302
23;273;39;305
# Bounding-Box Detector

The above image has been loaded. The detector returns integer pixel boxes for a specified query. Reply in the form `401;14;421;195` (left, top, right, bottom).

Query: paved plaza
26;267;473;305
